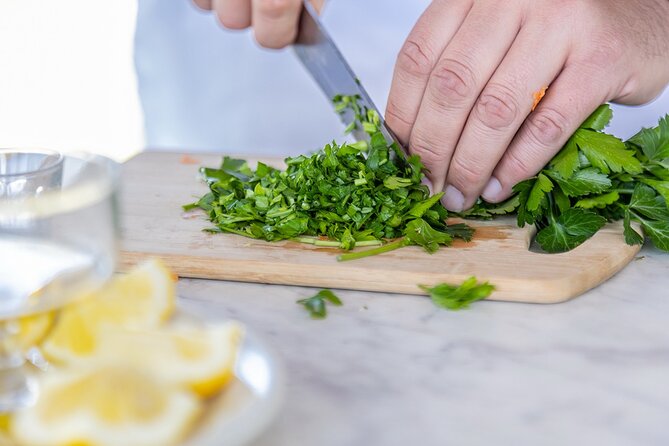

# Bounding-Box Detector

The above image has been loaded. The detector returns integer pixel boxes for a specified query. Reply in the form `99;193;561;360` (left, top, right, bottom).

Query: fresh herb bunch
184;95;473;259
464;107;669;253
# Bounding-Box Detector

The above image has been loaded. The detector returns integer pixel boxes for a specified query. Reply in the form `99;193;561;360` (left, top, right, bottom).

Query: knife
293;1;402;147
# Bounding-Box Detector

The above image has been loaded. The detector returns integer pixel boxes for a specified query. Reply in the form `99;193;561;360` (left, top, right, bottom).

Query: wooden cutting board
118;151;641;303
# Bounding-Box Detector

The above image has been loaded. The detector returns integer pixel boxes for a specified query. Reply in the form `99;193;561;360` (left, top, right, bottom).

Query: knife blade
293;1;402;146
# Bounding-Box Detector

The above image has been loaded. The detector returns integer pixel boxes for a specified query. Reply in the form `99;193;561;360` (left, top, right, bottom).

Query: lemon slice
11;365;201;446
41;259;176;363
97;322;244;398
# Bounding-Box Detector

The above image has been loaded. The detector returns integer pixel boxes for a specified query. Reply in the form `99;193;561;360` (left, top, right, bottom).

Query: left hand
385;0;669;212
191;0;323;49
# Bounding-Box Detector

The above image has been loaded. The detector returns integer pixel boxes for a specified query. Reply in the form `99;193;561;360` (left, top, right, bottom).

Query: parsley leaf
581;104;613;131
547;168;612;197
297;289;343;319
628;115;669;162
574;129;642;175
527;173;553;212
419;277;495;310
639;219;669;251
536;208;606;252
549;138;580;179
623;211;644;246
640;179;669;207
404;218;452;253
629;184;669;220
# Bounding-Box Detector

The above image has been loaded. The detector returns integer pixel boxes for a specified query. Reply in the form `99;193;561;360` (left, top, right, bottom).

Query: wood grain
118;152;641;303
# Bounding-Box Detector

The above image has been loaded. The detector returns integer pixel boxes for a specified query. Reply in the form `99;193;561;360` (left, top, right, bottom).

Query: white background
0;0;142;161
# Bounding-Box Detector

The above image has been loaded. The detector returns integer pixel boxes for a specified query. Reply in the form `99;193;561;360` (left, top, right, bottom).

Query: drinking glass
0;149;119;411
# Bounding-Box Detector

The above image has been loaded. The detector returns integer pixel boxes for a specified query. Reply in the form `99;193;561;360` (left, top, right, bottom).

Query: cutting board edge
118;240;641;304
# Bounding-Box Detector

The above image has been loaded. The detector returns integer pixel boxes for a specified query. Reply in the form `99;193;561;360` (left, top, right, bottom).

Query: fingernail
442;185;465;212
421;177;434;194
481;177;502;202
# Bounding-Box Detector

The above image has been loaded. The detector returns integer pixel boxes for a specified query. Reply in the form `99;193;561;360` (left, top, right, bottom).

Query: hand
192;0;322;49
386;0;669;211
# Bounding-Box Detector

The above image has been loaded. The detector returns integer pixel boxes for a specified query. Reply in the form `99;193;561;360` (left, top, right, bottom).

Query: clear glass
0;149;64;198
0;149;119;411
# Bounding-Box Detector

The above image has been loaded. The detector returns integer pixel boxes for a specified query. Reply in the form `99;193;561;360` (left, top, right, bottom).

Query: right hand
192;0;322;49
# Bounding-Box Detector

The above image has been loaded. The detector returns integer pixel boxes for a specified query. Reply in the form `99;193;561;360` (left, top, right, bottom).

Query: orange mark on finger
531;86;548;111
179;155;200;165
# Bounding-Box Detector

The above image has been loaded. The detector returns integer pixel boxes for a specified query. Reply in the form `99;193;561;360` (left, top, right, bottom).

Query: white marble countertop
179;246;669;446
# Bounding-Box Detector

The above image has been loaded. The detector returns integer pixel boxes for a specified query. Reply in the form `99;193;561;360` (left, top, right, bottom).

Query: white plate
182;329;285;446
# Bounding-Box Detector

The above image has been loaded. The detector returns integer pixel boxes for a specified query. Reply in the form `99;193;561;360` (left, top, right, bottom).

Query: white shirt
135;0;669;155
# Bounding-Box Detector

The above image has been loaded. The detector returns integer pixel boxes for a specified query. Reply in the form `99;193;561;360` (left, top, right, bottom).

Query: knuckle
585;29;626;67
449;156;484;187
501;150;536;182
525;107;570;147
396;38;436;78
385;99;413;128
256;0;294;19
474;85;520;131
409;133;449;166
428;58;477;107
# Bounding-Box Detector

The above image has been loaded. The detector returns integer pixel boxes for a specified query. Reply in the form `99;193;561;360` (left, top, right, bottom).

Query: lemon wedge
11;365;201;446
96;322;244;398
41;259;176;363
13;312;55;351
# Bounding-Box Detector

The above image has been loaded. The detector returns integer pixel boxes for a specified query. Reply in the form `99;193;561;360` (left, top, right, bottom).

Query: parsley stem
293;237;317;245
337;238;408;262
294;237;383;248
314;240;343;247
355;240;384;247
628;209;647;224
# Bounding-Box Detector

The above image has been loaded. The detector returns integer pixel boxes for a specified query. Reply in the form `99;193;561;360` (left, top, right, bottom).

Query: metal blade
293;1;401;146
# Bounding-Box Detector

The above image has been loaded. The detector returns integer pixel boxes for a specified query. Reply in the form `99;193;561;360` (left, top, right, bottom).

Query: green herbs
466;108;669;253
185;96;473;260
419;277;495;310
297;289;343;319
187;93;669;256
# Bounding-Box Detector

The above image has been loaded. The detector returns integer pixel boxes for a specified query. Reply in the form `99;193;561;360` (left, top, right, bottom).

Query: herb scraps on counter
419;277;496;310
297;289;343;319
462;108;669;253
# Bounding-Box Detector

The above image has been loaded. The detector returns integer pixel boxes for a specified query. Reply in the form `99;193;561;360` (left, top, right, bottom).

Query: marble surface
179;246;669;446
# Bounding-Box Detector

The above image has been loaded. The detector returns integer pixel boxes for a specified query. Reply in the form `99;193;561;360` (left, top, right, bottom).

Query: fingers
251;0;303;49
210;0;301;48
385;0;473;148
192;0;213;11
212;0;252;29
408;2;522;194
484;63;611;203
442;24;569;211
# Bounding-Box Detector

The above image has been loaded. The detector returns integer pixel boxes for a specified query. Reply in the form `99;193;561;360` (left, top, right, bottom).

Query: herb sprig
464;108;669;253
297;289;343;319
420;277;495;310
